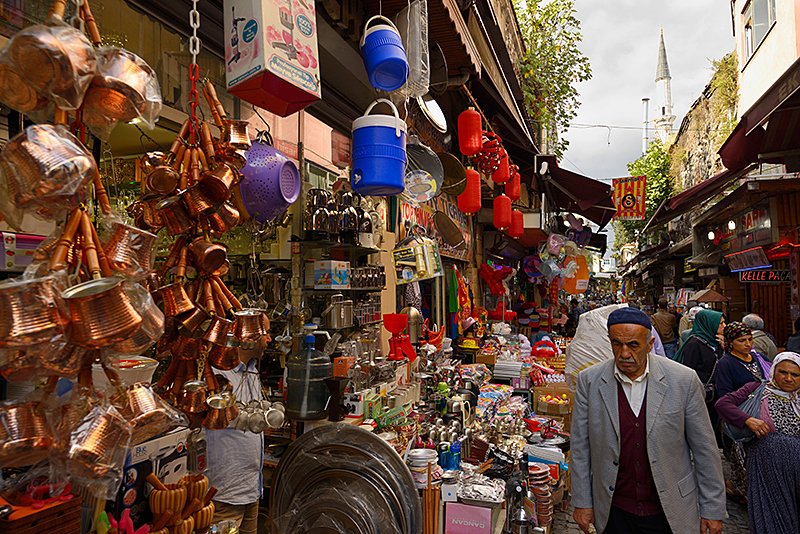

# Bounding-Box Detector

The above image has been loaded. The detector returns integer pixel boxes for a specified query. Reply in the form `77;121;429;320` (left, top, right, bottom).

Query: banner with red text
613;175;647;220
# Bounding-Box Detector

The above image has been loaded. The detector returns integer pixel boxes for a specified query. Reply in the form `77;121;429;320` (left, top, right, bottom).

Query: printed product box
314;260;350;289
445;502;495;534
224;0;322;116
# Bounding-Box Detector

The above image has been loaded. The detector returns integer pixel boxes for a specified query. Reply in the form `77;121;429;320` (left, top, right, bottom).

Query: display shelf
303;287;385;293
325;320;383;330
294;240;383;255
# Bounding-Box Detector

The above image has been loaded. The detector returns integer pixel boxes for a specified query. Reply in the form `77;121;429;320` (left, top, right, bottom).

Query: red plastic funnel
384;313;408;334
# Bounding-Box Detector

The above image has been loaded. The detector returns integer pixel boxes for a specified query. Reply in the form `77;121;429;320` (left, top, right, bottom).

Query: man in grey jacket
572;307;726;534
742;313;778;361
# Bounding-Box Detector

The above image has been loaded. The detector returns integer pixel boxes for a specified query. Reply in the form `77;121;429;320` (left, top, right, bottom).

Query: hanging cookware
109;284;165;355
82;47;160;122
207;333;240;370
234;309;265;343
102;221;158;278
360;16;409;92
427;40;449;97
203;393;238;430
181;185;216;218
188;238;228;274
0;275;68;347
433;210;466;251
206;202;241;234
203;316;235;346
153;283;196;317
177;306;209;336
402;134;443;203
219;120;252;151
238;131;301;224
437;152;467;197
351;99;407;196
198;163;238;204
155;195;193;236
62;277;144;349
393;0;429;98
0;401;54;468
0;62;49;113
142;153;179;195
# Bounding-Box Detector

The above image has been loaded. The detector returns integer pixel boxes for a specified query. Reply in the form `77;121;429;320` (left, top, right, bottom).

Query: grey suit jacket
571;354;727;533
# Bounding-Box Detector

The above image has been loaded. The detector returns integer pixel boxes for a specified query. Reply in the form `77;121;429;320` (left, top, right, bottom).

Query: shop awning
643;163;757;231
536;155;616;230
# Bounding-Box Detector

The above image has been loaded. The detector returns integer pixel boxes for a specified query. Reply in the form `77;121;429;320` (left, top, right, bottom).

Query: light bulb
728;220;736;230
708;231;715;241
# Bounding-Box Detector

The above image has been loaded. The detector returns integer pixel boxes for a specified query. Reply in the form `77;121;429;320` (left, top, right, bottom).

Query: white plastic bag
564;303;628;391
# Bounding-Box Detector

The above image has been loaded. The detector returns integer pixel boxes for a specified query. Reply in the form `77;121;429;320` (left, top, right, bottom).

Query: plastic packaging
99;219;159;280
115;382;188;445
392;0;429;99
83;47;163;141
564;303;628;390
0;398;56;468
0;459;71;506
285;334;332;421
103;282;164;358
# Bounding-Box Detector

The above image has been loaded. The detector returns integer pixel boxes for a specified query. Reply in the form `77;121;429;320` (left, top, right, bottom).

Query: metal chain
198;343;208;381
188;0;202;143
70;0;85;34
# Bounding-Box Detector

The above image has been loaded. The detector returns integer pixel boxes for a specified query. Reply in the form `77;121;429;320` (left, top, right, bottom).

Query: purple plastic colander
239;135;301;224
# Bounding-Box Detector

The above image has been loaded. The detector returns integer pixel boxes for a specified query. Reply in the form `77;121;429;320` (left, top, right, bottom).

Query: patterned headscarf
724;322;751;344
765;352;800;418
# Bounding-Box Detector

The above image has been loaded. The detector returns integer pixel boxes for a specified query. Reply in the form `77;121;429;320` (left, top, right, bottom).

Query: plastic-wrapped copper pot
219;120;251;151
181;380;208;414
125;382;170;444
103;222;158;277
188;238;228;274
83;48;154;121
0;275;69;347
177;307;209;336
138;193;166;231
109;286;165;355
154;283;195;316
35;342;90;378
62;278;143;349
198;163;237;204
156;195;193;236
206;202;240;234
203;393;238;430
234;309;264;342
67;406;132;480
207;333;240;370
0;63;49;112
170;333;203;360
202;316;235;346
0;400;54;468
181;185;216;218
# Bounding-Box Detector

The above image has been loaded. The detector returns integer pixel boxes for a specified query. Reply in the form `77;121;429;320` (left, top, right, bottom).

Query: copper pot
207;334;240;370
0;63;48;112
178;307;209;336
203;393;238;430
142;153;179;196
1;125;95;209
234;309;265;342
218;147;247;173
181;186;216;218
181;380;208;413
103;222;158;277
188;238;228;274
143;272;162;293
67;406;132;479
83;48;154;121
219;120;251;151
170;333;203;360
110;288;165;355
124;382;172;444
0;275;69;347
154;283;195;316
35;341;91;378
202;316;234;346
198;163;237;204
206;202;241;234
138;193;166;231
0;401;54;467
62;277;143;349
156;195;193;236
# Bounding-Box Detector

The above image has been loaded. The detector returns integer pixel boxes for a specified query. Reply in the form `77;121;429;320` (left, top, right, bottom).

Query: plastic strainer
239;131;301;224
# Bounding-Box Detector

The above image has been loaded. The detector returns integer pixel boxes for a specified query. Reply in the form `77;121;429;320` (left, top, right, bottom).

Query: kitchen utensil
198;163;238;204
437;152;467;196
154;283;195;316
403;135;443;203
262;267;291;305
83;47;159;122
219;120;251;151
238;131;301;224
427;41;449;96
432;210;466;250
62;277;143;349
0;275;68;347
155;195;193;236
0;401;54;467
206;202;241;234
207;333;240;370
102;222;158;277
109;285;164;355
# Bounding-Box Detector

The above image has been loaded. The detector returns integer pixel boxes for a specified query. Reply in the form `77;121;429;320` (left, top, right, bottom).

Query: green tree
515;0;592;158
612;139;673;258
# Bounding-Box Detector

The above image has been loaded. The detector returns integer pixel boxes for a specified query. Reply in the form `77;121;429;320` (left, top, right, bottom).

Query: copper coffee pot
207;334;240;370
102;221;158;277
206;202;240;234
0;400;55;467
83;47;156;122
0;275;69;347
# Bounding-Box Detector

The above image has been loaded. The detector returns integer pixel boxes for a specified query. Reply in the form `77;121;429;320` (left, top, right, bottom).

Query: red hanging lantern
505;169;520;201
508;210;524;239
493;194;512;230
493;153;510;184
458;108;483;156
458;168;482;215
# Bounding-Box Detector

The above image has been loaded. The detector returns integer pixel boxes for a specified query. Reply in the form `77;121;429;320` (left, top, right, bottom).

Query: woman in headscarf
715;352;800;534
679;305;704;347
713;322;773;503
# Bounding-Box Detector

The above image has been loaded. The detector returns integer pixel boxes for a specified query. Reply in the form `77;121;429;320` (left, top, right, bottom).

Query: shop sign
699;266;719;277
739;269;791;283
331;130;350;168
684;257;697;273
724;246;772;272
398;194;472;261
612;175;647;220
693;199;777;264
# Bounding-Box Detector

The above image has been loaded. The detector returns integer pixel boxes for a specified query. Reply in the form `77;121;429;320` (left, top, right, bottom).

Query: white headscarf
765;351;800;418
687;306;704;321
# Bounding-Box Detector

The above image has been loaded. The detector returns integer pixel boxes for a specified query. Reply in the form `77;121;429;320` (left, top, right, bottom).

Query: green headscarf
674;309;723;363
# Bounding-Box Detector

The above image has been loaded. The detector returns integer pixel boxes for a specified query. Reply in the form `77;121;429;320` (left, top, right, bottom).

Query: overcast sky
559;0;736;255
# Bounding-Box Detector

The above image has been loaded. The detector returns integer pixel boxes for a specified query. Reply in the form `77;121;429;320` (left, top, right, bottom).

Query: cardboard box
343;391;366;418
314;260;350;289
533;383;574;416
475;352;496;366
107;428;195;530
0;232;46;272
445;502;500;534
333;356;355;377
224;0;321;116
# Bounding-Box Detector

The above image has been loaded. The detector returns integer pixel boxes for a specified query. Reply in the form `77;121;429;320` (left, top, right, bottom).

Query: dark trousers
603;505;673;534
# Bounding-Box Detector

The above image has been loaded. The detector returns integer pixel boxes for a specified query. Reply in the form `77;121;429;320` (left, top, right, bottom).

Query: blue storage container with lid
351;98;407;196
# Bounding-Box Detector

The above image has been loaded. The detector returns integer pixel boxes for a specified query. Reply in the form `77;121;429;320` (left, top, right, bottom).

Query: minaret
654;29;676;142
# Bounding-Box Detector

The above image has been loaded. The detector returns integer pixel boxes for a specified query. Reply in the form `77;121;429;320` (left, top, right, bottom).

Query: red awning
536;155;616;230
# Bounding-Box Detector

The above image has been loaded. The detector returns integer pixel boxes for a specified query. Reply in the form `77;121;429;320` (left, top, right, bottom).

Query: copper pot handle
175;246;188;283
190;148;201;186
203;280;217;316
169;120;192;164
50;208;83;272
229;185;250;222
159;235;188;277
179;148;192;191
196;145;208;171
54;108;69;126
212;276;241;310
50;0;67;19
202;80;227;128
185;359;197;381
202;358;218;392
210;278;233;316
80;1;102;46
85;215;112;277
200;123;216;165
171;141;187;171
80;211;103;279
157;358;181;390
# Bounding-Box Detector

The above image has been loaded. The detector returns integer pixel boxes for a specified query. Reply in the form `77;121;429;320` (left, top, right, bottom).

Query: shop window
305;161;339;190
743;0;776;62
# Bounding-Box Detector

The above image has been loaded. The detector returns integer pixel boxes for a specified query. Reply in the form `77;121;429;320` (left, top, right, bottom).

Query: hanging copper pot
156;195;193;236
0;63;49;112
143;272;162;293
0;275;69;347
83;48;154;121
0;400;54;467
180;186;216;218
202;316;235;346
198;163;237;204
219;120;251;151
181;380;208;414
124;382;171;444
103;222;158;277
143;153;180;195
234;309;265;342
188;238;228;274
170;333;203;360
67;407;132;479
154;283;195;317
207;334;240;370
35;342;91;378
218;147;247;173
202;393;238;429
138;193;167;231
110;290;165;355
178;307;209;336
206;202;240;234
62;278;143;349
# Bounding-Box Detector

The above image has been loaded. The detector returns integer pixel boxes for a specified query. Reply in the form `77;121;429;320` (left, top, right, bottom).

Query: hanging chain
198;343;208;381
69;0;85;34
188;0;202;144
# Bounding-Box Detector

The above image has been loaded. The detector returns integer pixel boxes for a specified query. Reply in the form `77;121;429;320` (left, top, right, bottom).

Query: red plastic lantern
505;170;520;201
458;108;483;156
508;210;524;239
493;194;512;230
458;168;482;215
492;153;510;184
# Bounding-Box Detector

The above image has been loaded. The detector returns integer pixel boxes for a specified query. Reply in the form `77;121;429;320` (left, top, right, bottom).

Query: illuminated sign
724;247;771;272
739;270;791;283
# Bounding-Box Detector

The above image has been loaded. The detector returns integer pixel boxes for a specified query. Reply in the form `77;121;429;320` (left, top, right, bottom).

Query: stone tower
654;29;676;142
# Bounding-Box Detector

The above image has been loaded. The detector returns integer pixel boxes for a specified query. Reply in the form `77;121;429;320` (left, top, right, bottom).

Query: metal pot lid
428;41;449;97
433;210;466;250
437;152;467;196
61;277;124;299
416;93;447;133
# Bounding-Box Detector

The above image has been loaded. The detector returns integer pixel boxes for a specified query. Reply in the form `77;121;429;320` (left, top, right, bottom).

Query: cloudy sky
558;0;736;254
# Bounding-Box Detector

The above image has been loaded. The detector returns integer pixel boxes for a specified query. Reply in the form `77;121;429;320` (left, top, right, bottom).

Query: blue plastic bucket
351;98;407;196
360;16;409;92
